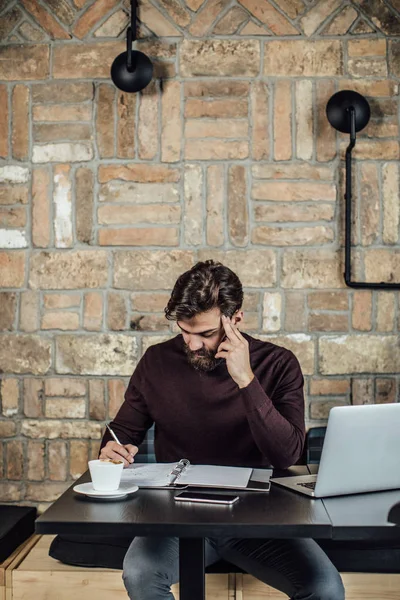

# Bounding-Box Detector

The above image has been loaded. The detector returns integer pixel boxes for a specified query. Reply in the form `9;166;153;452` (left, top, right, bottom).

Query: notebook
120;459;272;492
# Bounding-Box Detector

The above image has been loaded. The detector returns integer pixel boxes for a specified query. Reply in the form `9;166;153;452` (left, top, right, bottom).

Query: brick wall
0;0;399;508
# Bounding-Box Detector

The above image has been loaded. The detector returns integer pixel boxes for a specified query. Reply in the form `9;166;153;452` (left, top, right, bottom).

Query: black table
35;466;400;600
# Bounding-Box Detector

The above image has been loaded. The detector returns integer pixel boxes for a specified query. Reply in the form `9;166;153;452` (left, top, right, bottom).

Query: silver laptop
270;403;400;498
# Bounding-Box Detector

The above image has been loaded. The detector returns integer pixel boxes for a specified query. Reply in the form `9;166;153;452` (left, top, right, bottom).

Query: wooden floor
4;535;400;600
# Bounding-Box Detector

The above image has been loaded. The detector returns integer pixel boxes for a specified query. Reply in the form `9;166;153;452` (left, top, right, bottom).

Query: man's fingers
221;316;240;343
217;340;233;353
103;441;134;464
124;444;138;459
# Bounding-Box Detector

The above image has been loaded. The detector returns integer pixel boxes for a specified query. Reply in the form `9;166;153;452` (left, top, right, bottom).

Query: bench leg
179;538;205;600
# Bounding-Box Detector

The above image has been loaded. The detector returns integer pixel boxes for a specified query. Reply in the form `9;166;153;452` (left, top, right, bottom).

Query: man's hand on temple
100;441;139;467
215;315;255;389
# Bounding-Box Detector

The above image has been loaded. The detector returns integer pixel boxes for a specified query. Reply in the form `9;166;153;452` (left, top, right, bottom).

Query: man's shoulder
142;334;181;359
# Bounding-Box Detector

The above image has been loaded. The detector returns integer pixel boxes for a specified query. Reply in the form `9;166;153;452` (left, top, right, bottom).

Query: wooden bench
6;535;400;599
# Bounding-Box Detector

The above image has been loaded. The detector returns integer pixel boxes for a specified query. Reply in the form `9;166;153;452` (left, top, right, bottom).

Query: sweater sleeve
240;350;305;469
99;356;154;450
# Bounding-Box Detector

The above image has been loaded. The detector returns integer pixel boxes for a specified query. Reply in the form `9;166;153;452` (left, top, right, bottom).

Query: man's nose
188;336;203;351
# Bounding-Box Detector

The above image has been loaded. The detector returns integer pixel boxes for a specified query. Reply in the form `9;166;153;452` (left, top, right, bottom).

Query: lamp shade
326;90;370;134
111;50;153;93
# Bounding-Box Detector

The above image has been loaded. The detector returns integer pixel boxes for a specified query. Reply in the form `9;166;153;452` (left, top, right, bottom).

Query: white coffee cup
88;459;124;492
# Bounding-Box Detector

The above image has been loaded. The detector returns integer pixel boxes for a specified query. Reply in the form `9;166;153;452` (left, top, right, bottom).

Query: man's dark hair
165;260;243;322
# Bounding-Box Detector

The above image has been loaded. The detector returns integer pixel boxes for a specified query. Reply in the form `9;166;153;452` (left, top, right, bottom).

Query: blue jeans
123;536;345;600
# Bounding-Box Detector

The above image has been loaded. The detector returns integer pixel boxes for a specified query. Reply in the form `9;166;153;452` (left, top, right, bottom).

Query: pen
106;423;122;445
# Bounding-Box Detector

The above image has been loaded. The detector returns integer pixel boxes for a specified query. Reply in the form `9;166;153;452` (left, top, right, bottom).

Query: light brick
274;81;292;161
6;440;24;480
157;0;191;27
32;167;51;248
53;164;73;248
131;293;169;313
33;104;92;122
114;250;194;290
348;38;386;57
99;164;181;184
310;399;347;420
98;227;179;246
25;482;70;502
348;57;387;78
238;0;298;34
73;0;119;38
310;378;350;396
0;166;29;184
107;292;127;330
252;181;336;202
185;139;248;160
382;163;399;244
32;82;94;104
185;98;248;119
184;165;203;246
94;9;130;37
141;335;171;354
376;378;396;404
308;291;348;311
338;79;398;97
12;85;29;160
139;2;181;36
161;81;181;163
117;92;136;159
27;441;44;481
0;482;22;502
251;81;269;161
320;335;400;374
281;250;343;289
180;39;260;77
252;224;334;245
53;41;124;79
352;377;378;405
0;85;8;158
252;163;333;181
23;379;43;417
83;292;103;330
44;294;80;309
48;440;67;481
185;119;248;139
0;185;28;205
45;396;86;418
264;40;342;76
198;250;276;288
240;21;269;35
321;6;357;34
56;334;138;376
258;333;314;376
76;167;94;244
300;0;342;36
99;181;179;204
1;378;19;417
20;290;39;333
32;142;93;163
0;292;16;331
295;80;313;160
89;379;106;420
41;311;80;330
364;250;400;284
96;84;115;158
254;204;334;223
352;291;372;332
184;80;249;98
213;6;248;34
0;207;26;228
0;229;27;249
0;251;25;287
0;6;22;40
70;440;89;479
316;79;336;162
308;313;348;332
284;291;306;332
0;44;50;80
0;421;16;437
228;165;248;247
30;251;108;289
0;335;51;375
138;81;158;160
130;313;169;332
344;140;399;161
189;0;230;36
21;0;70;39
98;204;181;225
108;379;126;419
376;292;395;332
262;292;281;332
45;378;86;397
206;165;224;247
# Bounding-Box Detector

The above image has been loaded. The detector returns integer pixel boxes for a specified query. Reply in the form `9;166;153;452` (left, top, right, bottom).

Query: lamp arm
344;107;355;287
126;0;137;73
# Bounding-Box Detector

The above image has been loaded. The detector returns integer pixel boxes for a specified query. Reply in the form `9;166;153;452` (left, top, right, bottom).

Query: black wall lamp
326;90;400;289
110;0;153;93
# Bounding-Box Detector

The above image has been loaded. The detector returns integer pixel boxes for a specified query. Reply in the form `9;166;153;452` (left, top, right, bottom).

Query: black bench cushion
0;505;37;563
49;534;400;574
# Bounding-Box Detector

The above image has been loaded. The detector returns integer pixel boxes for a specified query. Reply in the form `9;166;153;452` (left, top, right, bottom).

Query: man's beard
184;344;221;372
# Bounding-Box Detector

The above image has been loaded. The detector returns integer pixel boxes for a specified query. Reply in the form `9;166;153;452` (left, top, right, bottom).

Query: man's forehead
178;308;222;331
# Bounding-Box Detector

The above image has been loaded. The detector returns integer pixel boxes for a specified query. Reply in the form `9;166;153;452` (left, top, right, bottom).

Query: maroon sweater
100;333;305;469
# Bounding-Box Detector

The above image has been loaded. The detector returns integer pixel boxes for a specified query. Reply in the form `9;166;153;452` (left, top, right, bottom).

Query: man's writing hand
99;441;138;467
215;315;254;389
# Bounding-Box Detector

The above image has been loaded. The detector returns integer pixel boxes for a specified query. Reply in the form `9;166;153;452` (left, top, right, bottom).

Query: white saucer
73;482;139;499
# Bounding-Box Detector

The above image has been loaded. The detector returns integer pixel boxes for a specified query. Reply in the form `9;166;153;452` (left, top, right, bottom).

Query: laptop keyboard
296;481;316;490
